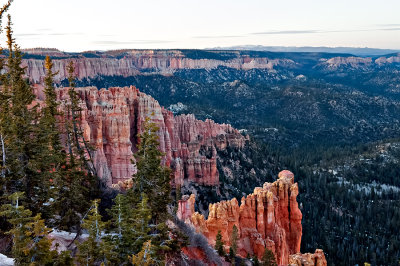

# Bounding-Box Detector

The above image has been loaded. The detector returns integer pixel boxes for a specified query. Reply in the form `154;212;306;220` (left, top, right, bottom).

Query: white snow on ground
0;253;14;266
49;230;89;252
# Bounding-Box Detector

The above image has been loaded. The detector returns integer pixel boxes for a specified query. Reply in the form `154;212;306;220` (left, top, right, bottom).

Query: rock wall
54;85;245;187
178;170;325;265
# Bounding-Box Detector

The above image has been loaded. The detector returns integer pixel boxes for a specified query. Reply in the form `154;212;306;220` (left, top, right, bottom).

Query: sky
7;0;400;52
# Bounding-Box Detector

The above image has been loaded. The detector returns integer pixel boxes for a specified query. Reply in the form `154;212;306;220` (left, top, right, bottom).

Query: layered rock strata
178;170;326;265
22;49;295;83
53;85;245;186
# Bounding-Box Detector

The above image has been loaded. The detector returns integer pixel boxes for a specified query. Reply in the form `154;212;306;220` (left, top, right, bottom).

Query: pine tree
252;255;260;266
215;230;225;256
52;61;98;231
0;192;32;264
76;199;115;265
230;224;239;257
129;117;171;220
24;213;57;265
129;240;157;266
261;248;277;266
36;55;65;220
41;55;61;151
106;193;138;264
0;1;13;181
229;247;235;264
131;193;152;252
0;192;57;265
0;15;51;215
65;61;97;177
126;116;172;260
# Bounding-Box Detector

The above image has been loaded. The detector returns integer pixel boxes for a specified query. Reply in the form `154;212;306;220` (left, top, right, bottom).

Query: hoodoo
178;170;326;265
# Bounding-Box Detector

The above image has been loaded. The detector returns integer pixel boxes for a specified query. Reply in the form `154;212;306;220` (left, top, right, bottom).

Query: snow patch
0;253;14;266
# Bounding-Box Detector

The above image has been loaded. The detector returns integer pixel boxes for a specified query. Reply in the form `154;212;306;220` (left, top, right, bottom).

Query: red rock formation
177;194;196;222
179;170;323;265
52;85;245;186
289;249;327;266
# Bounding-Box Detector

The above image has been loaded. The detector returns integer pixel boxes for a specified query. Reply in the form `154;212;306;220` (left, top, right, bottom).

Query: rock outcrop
318;56;373;70
375;53;400;65
178;170;326;265
52;85;245;186
177;194;196;222
289;249;327;266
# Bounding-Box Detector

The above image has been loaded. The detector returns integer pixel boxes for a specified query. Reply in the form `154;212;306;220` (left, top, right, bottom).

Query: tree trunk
1;134;5;178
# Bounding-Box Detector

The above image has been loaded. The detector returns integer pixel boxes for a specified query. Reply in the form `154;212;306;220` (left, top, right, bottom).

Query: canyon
25;48;400;265
177;170;327;265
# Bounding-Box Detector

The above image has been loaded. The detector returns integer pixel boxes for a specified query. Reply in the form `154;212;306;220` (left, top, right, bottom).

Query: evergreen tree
252;255;260;266
0;1;13;181
106;193;145;264
36;55;64;220
24;213;57;265
130;240;157;266
0;192;57;265
76;199;115;265
0;15;50;215
52;61;98;231
230;224;239;257
126;116;172;260
215;230;225;256
128;117;171;220
261;248;277;266
41;55;61;152
229;247;235;264
65;61;97;177
131;193;152;252
107;192;161;264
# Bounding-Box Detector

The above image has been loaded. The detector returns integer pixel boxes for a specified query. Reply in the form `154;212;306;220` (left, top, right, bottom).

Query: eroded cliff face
53;85;245;187
318;56;373;70
22;49;295;84
177;170;325;265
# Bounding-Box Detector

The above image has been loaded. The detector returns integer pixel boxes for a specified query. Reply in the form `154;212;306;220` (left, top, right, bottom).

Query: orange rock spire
178;170;325;265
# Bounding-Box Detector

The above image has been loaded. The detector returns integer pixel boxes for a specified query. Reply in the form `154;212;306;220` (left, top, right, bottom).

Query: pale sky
7;0;400;52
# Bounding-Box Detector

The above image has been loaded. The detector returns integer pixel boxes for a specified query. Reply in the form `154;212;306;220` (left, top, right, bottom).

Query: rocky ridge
23;49;295;84
317;53;400;70
21;49;400;84
177;170;326;265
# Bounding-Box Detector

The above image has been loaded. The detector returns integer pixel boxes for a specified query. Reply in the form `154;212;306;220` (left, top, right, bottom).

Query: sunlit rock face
178;171;325;265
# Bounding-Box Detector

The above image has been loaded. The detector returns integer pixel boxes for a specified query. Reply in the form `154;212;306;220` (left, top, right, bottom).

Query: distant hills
212;45;400;57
